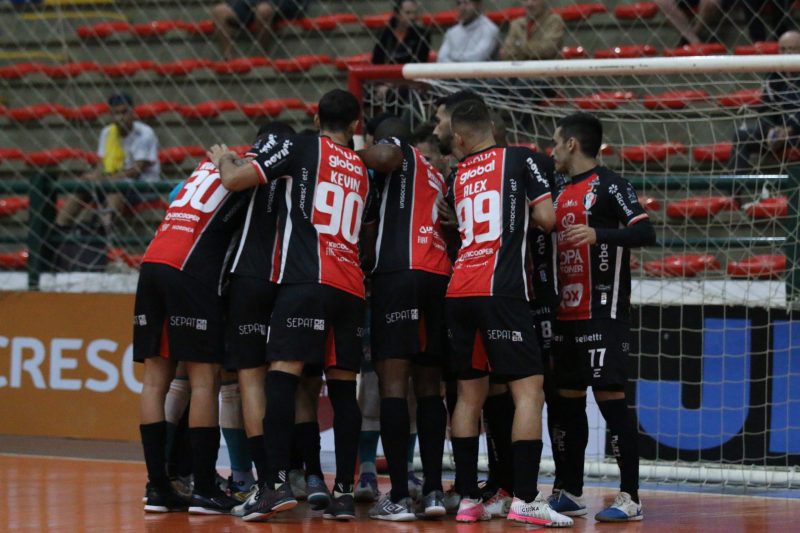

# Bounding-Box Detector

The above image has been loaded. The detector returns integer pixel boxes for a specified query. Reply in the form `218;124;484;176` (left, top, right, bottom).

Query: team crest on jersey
583;191;597;210
608;184;619;195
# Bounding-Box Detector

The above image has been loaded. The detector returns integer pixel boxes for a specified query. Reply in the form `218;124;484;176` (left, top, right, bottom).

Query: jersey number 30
314;182;364;244
170;168;228;214
456;190;501;246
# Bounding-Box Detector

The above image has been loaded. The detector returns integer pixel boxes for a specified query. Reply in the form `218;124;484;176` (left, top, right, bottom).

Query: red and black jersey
445;146;552;300
143;158;248;289
250;134;372;299
229;135;285;282
554;166;649;321
372;137;452;277
527;159;560;311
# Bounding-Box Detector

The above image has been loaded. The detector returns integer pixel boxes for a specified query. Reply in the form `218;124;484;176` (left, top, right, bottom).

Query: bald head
779;30;800;54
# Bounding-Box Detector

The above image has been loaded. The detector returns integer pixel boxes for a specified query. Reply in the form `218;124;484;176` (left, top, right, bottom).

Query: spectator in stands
729;30;800;172
372;0;430;65
499;0;565;60
55;92;160;230
437;0;499;63
211;0;312;59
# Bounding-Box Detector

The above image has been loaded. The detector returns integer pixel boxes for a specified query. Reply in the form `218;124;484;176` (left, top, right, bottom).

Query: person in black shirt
371;0;430;65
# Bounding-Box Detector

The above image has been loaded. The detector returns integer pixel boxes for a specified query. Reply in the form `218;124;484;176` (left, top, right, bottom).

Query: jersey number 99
456;190;501;247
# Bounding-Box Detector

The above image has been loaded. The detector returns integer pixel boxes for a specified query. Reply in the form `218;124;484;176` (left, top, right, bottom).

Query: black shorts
553;318;632;391
267;283;365;372
230;0;310;25
225;274;278;370
446;296;542;381
133;262;225;364
371;270;449;366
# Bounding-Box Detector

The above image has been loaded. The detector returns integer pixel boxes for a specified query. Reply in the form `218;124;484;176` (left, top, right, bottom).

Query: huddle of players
133;87;655;526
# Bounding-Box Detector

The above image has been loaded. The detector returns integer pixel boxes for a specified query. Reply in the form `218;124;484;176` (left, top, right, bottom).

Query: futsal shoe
507;493;574;527
548;489;587;516
354;472;380;502
323;492;357;521
188;487;240;515
143;483;189;513
306;474;331;511
369;496;417;521
595;492;643;522
407;471;423;499
443;487;462;515
288;469;307;500
484;488;513;517
227;475;254;502
241;482;298;522
231;483;260;518
416;490;446;518
170;475;194;501
455;497;491;523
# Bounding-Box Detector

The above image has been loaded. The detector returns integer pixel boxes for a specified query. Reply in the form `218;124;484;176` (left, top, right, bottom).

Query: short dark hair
435;90;485;112
366;112;396;137
107;92;133;107
450;99;492;137
318;89;361;132
557;112;603;158
255;121;296;143
411;122;437;146
374;117;412;143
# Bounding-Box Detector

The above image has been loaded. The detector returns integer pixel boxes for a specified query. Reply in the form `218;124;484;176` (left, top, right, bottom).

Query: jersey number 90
313;182;364;244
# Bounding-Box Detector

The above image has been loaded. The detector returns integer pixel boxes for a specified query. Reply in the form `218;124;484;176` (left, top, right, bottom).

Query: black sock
327;379;361;493
189;426;220;493
559;396;588;496
290;424;304;471
295;421;323;478
451;436;480;499
248;435;268;484
483;392;515;494
597;398;640;503
167;409;190;478
544;381;564;491
263;371;299;487
417;395;446;494
512;440;542;502
140;421;169;488
380;397;410;501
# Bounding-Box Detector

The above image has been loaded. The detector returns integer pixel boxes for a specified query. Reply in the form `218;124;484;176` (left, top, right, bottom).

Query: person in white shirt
437;0;499;63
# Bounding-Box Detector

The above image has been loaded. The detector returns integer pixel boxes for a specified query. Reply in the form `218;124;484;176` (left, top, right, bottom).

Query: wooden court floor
1;449;799;532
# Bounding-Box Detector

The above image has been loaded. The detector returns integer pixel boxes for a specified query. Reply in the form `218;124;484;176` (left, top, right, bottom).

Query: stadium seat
553;3;606;21
693;142;733;163
132;20;182;37
153;59;213;76
595;44;657;59
361;12;392;28
663;43;726;56
574;91;637;110
561;46;588;59
158;147;189;165
0;196;29;217
638;195;662;211
421;9;459;27
0;62;43;79
600;143;615;156
182;19;215;35
743;196;789;218
335;52;372;70
179;99;239;119
241;98;303;118
734;41;779;55
135;101;181;119
727;254;786;278
76;21;133;39
42;61;99;78
620;141;687;163
101;60;155;77
304;102;320;117
716;88;762;108
614;2;659;19
0;148;25;162
644;254;720;277
273;55;333;72
60;103;110;121
300;13;359;30
0;250;28;270
643;89;708;109
8;103;63;122
23;147;86;167
212;57;267;74
665;196;738;219
486;7;524;24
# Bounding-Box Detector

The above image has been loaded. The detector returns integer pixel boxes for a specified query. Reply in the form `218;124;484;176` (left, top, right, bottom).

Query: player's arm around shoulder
207;144;259;192
357;137;404;174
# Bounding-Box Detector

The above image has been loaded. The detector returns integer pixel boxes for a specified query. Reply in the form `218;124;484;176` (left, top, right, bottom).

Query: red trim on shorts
325;329;337;368
471;331;490;372
159;320;170;359
418;312;428;353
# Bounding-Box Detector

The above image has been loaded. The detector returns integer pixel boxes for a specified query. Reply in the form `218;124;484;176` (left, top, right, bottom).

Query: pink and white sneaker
484;488;513;517
507;493;574;528
455;497;491;523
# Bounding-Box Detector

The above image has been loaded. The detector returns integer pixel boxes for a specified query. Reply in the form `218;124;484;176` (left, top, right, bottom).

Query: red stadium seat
643;89;708;109
362;12;392;28
743;196;789;219
132;20;182;37
212;57;265;74
716;88;762;108
158;147;189;165
693;142;733;163
0;62;44;79
0;148;25;162
553;3;607;22
302;13;359;30
8;103;63;122
0;250;28;270
241;99;295;118
595;44;657;59
614;2;659;19
574;91;637;110
335;52;372;70
180;100;239;119
644;254;720;277
663;43;726;56
273;55;333;72
181;19;215;35
42;61;99;78
0;196;29;217
666;196;738;219
76;21;133;39
486;7;524;24
24;147;87;167
734;41;779;55
421;9;459;27
727;254;786;279
561;46;588;59
638;195;662;211
600;143;615;156
621;141;687;163
135;101;181;119
304;102;320;117
107;247;144;267
101;60;155;77
153;59;212;76
60;103;110;121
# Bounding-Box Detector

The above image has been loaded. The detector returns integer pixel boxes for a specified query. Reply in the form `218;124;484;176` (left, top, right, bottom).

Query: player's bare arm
208;143;260;191
357;143;403;173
